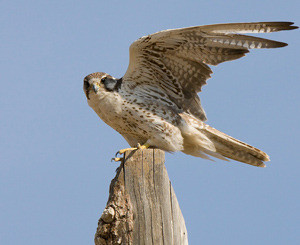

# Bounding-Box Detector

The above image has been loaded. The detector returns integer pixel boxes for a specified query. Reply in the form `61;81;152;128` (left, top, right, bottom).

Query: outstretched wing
123;22;298;121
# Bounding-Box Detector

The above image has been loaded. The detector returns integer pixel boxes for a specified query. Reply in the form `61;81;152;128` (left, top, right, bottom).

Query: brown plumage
84;22;298;167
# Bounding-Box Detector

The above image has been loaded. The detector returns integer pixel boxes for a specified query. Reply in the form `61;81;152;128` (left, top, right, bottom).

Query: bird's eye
101;77;106;83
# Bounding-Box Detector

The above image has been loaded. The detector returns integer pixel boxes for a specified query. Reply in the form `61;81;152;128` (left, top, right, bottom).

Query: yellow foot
111;157;123;162
114;143;151;158
137;143;150;150
116;147;139;156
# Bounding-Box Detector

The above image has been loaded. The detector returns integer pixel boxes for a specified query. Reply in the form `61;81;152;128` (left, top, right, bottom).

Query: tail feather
202;124;270;167
180;113;270;167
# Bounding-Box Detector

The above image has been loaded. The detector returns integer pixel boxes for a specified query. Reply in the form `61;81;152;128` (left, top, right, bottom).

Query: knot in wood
101;206;115;223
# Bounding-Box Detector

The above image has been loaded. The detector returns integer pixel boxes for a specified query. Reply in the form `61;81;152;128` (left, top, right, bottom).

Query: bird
83;22;298;167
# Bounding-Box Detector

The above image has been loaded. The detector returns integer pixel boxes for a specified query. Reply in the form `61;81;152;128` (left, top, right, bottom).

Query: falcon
83;22;298;167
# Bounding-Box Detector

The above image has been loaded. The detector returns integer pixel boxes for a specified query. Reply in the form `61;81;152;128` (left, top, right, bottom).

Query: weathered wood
95;149;188;245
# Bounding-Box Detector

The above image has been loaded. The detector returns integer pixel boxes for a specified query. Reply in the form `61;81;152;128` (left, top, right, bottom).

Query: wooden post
95;149;188;245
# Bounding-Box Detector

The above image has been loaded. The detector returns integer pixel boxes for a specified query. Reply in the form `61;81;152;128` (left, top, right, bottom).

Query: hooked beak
92;83;100;93
83;79;100;100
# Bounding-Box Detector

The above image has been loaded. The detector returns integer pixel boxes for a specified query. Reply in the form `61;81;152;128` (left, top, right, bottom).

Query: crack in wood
95;149;188;245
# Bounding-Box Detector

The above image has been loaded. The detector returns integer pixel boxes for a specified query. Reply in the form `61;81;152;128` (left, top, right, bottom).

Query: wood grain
95;149;188;245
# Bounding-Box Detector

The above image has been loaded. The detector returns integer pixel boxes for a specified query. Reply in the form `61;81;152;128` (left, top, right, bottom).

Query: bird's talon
111;157;123;162
117;147;138;155
113;144;150;162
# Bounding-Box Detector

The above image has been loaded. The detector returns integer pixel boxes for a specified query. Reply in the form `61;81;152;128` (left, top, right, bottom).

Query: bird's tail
202;124;269;167
180;114;270;167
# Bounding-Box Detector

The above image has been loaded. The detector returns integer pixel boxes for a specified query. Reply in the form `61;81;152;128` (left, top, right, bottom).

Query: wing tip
281;42;288;47
272;41;288;48
270;21;298;29
288;25;299;30
280;22;298;30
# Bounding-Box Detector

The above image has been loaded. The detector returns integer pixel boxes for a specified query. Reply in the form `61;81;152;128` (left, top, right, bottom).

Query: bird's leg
117;143;150;155
136;143;150;150
112;143;151;162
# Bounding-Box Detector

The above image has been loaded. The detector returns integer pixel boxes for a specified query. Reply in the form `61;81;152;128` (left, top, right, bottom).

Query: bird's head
83;72;121;100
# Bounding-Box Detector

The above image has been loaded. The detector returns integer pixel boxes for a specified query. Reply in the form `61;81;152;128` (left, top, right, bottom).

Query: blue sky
1;0;299;244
